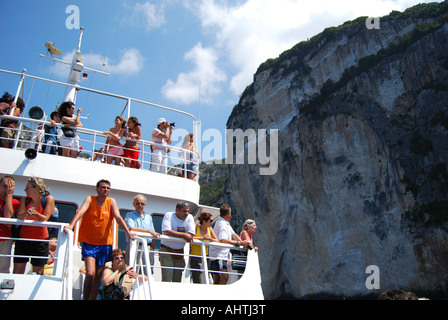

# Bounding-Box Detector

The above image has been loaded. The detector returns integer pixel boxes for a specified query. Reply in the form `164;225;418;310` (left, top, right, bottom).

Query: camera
170;122;175;127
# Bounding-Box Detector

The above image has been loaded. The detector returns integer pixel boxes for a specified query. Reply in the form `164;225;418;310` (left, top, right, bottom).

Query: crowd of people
0;175;257;300
0;94;198;180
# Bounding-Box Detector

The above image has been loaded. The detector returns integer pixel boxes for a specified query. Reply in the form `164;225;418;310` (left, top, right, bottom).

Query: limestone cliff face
225;3;448;299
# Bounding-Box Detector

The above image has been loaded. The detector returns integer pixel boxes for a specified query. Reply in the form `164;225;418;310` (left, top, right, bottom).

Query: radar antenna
44;42;62;56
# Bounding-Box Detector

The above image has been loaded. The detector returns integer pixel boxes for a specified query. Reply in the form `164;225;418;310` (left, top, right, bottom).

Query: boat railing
129;233;250;298
0;217;73;300
0;114;200;179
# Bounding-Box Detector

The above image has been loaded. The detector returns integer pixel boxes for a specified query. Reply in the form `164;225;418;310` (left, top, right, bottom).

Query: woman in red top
123;116;142;168
13;177;55;275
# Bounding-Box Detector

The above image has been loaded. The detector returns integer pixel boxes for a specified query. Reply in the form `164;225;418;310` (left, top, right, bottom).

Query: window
54;202;78;224
118;209;132;251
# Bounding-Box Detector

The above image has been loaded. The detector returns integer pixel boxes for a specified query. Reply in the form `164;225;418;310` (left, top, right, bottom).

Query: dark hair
198;212;212;225
128;116;141;127
219;204;231;217
15;97;25;112
115;116;127;128
0;93;25;111
176;201;190;210
96;179;111;188
50;111;59;120
0;92;13;103
57;101;75;119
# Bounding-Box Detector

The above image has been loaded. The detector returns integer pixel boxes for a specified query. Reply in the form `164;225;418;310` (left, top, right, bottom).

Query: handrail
129;232;249;295
0;217;73;299
0;69;197;121
129;236;153;300
132;231;248;251
0;217;67;230
0;114;200;157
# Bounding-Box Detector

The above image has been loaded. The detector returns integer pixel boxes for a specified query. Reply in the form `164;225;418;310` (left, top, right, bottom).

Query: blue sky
0;0;440;161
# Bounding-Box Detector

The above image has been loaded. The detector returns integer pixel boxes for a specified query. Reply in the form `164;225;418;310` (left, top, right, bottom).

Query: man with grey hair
125;194;160;265
159;201;195;282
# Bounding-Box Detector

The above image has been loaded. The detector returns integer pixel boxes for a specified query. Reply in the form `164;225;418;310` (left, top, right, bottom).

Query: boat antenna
198;81;201;122
77;26;85;53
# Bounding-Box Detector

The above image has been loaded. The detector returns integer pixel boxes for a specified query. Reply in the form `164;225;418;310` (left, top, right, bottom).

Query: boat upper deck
0;68;201;206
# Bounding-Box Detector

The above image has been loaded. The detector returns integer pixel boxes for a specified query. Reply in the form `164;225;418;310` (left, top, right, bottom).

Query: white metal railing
0;115;200;179
0;217;73;300
0;69;198;121
128;233;249;299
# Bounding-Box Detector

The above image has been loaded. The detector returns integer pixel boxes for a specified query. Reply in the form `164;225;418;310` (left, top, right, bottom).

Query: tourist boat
0;28;263;300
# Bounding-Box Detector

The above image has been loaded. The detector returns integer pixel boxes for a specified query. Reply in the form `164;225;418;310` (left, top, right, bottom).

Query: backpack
11;196;47;238
101;267;134;300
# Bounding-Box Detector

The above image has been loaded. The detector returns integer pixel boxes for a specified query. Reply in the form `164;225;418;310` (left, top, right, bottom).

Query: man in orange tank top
64;179;134;300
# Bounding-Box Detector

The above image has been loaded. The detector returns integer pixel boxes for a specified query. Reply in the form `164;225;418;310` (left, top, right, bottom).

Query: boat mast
77;26;84;52
63;27;85;103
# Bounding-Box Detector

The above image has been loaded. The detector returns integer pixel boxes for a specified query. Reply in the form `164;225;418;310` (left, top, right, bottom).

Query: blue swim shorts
81;243;113;266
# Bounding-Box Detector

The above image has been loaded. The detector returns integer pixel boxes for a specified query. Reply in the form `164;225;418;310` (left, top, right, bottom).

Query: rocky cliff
225;2;448;299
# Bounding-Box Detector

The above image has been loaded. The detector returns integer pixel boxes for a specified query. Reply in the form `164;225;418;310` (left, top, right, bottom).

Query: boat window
118;209;132;251
55;201;78;224
151;213;164;234
151;213;164;250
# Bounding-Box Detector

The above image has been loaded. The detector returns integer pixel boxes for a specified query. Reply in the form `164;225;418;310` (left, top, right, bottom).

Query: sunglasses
136;202;146;206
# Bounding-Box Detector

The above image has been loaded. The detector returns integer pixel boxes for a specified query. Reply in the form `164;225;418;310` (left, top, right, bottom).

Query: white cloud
165;0;441;105
119;1;167;32
108;48;145;75
162;42;226;105
133;2;166;32
52;48;144;79
191;0;439;96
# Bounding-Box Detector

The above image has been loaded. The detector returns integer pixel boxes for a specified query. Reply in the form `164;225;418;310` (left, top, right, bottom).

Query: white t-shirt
152;128;167;150
209;217;235;260
161;211;195;250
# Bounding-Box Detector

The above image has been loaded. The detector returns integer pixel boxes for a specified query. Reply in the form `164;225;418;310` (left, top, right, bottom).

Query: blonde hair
182;133;193;149
28;177;50;196
243;219;256;230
